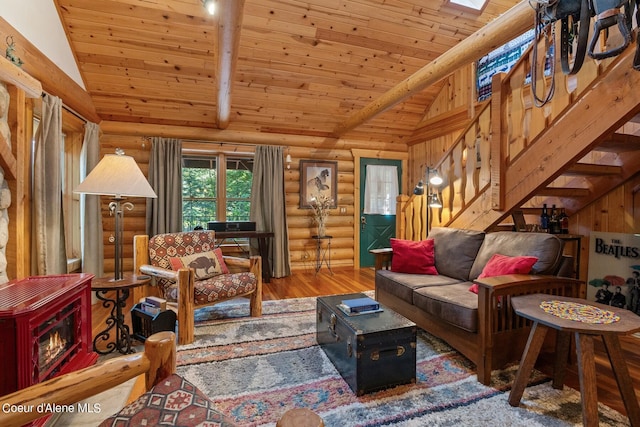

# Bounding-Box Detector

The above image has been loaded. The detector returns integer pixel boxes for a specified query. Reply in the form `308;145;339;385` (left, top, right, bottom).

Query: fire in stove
39;330;69;370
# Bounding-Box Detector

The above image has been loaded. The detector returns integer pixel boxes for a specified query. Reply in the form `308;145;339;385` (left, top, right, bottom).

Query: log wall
100;128;406;274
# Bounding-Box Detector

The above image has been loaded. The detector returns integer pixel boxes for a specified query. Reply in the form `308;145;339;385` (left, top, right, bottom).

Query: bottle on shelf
550;204;561;234
559;208;569;234
540;204;549;233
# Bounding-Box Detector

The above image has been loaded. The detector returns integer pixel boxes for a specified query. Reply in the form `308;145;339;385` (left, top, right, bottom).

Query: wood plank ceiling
54;0;521;144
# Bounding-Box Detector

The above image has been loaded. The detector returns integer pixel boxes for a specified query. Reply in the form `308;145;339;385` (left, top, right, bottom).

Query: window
182;153;253;231
448;0;487;11
476;29;535;101
35;108;84;272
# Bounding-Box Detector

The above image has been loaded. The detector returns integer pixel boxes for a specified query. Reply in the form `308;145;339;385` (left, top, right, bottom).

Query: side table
509;293;640;427
92;273;151;355
312;235;333;275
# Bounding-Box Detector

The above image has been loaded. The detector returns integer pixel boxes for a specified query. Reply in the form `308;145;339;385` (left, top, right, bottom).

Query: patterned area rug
178;295;630;427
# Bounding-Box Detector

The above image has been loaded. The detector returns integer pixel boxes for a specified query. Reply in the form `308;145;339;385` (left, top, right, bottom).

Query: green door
359;158;402;267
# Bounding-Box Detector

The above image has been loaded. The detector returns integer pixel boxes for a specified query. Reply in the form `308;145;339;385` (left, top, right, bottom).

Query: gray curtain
80;122;103;276
146;137;183;236
32;94;67;275
250;146;291;278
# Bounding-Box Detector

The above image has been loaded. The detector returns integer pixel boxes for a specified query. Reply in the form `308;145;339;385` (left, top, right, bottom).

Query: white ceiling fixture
202;0;216;15
448;0;488;11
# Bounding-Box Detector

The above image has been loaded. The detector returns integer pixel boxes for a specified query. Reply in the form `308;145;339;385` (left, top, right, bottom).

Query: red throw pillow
469;254;538;294
390;238;438;275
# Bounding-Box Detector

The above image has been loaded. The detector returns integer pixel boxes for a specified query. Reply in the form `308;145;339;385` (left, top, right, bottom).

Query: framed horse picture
299;160;338;209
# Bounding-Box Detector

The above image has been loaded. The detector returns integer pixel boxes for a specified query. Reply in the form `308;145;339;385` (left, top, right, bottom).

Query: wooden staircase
398;38;640;236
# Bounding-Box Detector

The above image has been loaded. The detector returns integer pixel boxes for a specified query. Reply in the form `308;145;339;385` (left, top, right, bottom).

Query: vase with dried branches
310;192;332;237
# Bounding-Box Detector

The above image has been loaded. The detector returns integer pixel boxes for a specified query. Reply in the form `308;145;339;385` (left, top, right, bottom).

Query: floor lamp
75;148;157;282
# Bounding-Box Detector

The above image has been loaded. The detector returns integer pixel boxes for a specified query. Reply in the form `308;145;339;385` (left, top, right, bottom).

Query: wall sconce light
286;151;292;170
202;0;216;15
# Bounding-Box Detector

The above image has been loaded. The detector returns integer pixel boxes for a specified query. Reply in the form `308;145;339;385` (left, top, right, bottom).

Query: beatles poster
587;232;640;317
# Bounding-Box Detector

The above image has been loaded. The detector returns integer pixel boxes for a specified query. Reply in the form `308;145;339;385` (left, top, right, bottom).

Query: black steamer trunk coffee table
316;293;417;396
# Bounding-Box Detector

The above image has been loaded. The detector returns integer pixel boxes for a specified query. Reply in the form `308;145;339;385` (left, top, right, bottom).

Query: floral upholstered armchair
134;231;262;344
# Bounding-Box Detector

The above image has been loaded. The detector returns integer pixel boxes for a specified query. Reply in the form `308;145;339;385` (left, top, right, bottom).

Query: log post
133;234;150;302
249;255;263;317
144;331;176;390
177;268;195;345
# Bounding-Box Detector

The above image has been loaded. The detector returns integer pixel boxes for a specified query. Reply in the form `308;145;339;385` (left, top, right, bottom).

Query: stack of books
138;296;167;316
337;296;383;316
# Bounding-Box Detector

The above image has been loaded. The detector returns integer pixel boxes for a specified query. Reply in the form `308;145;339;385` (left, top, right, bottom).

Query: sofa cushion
169;248;229;280
98;373;236;427
469;254;538;294
390;238;438;275
376;269;462;304
165;272;257;305
469;232;564;280
413;283;479;333
429;227;485;281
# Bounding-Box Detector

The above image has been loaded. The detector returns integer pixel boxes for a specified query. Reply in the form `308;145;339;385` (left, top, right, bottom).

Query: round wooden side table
92;272;151;355
276;408;324;427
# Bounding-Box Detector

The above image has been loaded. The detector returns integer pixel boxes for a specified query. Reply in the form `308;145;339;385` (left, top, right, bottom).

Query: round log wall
99;134;367;274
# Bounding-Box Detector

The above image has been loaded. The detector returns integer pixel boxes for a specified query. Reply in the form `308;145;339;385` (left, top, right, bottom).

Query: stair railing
396;21;623;238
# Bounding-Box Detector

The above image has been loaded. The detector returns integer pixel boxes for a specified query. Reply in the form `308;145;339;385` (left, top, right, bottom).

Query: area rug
177;295;630;427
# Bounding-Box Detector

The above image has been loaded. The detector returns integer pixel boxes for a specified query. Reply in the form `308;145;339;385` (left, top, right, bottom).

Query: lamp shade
413;180;425;195
429;170;443;186
428;193;442;208
75;153;157;198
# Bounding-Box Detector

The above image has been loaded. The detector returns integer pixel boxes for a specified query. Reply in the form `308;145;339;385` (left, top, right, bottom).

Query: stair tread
595;133;640;152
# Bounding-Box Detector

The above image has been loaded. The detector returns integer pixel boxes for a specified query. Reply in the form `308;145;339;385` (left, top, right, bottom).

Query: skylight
448;0;488;11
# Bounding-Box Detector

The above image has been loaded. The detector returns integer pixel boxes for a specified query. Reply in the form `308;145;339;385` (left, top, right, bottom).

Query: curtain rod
41;91;88;124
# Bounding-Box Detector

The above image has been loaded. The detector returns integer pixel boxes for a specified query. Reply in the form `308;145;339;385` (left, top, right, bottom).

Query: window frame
181;143;255;231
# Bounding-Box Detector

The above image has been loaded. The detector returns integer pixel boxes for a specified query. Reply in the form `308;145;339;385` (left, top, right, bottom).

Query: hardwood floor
91;267;639;418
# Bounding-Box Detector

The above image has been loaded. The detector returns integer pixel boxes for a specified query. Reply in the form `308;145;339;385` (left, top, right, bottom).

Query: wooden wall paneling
625;175;640;233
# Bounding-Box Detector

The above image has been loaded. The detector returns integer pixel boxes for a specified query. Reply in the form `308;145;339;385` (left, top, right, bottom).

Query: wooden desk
215;231;274;283
509;293;640;427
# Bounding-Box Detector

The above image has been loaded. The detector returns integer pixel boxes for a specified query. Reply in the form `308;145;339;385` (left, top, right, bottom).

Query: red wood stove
0;274;98;400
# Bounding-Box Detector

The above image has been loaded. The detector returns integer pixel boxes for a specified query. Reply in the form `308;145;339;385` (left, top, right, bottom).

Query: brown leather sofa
374;228;583;385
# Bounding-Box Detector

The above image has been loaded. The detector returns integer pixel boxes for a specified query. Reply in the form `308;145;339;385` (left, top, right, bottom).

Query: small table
312;235;332;275
215;231;274;283
92;273;151;355
509;293;640;427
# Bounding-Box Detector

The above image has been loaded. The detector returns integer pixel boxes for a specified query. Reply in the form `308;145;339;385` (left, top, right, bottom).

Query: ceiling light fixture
202;0;216;15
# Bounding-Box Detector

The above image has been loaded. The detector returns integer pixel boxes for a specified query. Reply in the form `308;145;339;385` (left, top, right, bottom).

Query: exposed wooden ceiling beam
217;0;245;129
332;0;533;136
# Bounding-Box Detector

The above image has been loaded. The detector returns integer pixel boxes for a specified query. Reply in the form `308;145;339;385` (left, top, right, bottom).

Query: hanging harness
530;0;639;106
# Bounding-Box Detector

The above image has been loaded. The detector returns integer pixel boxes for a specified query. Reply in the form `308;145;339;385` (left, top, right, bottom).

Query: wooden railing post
144;331;176;390
490;72;507;211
